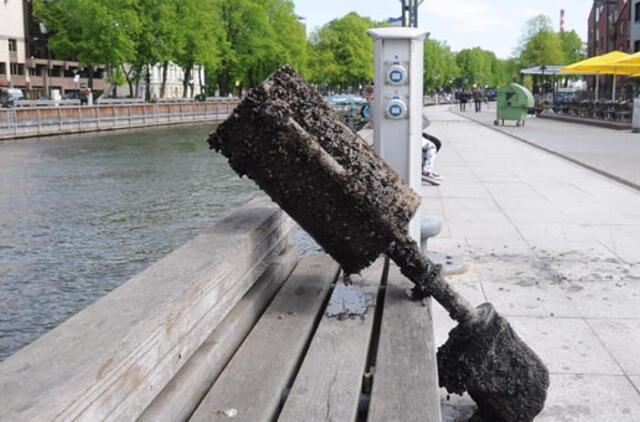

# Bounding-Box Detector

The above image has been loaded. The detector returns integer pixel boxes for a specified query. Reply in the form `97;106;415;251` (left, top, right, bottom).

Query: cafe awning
559;51;634;75
520;65;564;75
560;52;636;100
610;51;640;76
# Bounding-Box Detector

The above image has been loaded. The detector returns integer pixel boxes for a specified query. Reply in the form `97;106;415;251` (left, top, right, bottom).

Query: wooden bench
0;197;441;422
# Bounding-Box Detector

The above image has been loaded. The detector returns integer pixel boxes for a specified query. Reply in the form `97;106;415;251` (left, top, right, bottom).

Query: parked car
0;88;25;108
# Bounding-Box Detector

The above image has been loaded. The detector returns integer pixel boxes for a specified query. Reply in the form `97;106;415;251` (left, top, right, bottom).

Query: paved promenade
456;106;640;188
423;106;640;422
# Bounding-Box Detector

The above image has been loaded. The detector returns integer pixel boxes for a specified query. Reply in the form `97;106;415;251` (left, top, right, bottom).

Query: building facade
630;0;640;51
115;63;205;99
0;0;28;89
1;0;106;98
588;0;630;56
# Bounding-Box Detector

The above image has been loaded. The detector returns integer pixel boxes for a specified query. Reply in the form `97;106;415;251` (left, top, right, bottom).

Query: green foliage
520;29;565;68
423;39;459;91
517;14;586;68
215;0;307;95
307;12;378;88
517;14;554;55
34;0;140;69
558;30;586;64
34;0;305;97
173;0;225;96
35;5;576;97
455;47;507;88
134;0;179;68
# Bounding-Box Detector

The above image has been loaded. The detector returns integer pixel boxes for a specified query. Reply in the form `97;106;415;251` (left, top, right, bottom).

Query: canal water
0;124;261;361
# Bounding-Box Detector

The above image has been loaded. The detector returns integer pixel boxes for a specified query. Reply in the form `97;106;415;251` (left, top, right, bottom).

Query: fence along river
0;99;239;141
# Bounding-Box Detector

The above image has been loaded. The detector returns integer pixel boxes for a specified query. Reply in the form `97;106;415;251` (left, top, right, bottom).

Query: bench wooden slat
368;264;442;422
277;259;385;422
189;255;339;422
0;198;292;422
138;246;299;422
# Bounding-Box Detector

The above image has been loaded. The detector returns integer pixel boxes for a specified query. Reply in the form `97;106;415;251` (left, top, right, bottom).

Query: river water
0;124;262;361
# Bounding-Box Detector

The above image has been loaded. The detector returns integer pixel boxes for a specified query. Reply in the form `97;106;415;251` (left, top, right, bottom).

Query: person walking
459;90;468;112
473;88;482;112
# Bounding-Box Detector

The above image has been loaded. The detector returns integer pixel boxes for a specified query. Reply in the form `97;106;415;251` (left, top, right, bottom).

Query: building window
0;63;6;75
10;63;25;75
8;39;17;52
636;2;640;22
596;5;603;23
635;40;640;52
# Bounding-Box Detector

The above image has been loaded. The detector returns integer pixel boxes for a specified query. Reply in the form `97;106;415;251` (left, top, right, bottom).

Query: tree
307;12;378;89
516;15;554;57
423;39;459;91
245;0;307;86
173;0;225;98
456;48;491;87
559;30;586;65
517;14;585;68
33;0;140;92
520;29;565;68
216;0;270;96
134;0;179;100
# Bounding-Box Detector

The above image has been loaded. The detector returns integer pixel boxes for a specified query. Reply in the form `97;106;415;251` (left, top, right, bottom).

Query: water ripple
0;124;257;361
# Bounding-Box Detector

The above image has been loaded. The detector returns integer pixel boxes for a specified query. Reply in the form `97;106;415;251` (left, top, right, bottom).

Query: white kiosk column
368;28;428;242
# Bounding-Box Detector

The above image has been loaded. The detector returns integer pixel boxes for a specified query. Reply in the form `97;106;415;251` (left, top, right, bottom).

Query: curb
452;110;640;193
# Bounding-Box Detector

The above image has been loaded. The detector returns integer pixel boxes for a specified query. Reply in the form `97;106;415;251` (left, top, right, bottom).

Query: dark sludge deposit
209;65;550;422
209;65;419;276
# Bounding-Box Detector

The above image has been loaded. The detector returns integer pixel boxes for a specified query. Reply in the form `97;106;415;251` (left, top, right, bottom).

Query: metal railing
0;99;240;140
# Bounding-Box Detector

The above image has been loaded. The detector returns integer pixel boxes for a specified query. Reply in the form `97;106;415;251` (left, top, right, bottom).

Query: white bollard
633;97;640;133
368;27;428;242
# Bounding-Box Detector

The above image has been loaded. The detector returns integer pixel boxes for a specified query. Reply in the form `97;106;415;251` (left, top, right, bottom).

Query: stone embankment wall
0;99;239;140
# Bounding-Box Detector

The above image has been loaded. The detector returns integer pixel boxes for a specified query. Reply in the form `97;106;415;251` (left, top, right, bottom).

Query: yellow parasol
560;51;635;100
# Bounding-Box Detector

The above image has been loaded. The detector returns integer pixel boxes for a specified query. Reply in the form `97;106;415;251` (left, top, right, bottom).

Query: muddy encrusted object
438;303;550;422
209;65;549;422
209;65;419;275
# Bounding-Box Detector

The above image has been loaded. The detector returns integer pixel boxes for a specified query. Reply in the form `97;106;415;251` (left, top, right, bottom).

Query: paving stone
507;317;622;375
535;374;640;422
588;319;640;375
426;106;640;419
482;279;580;318
440;390;476;422
568;281;640;318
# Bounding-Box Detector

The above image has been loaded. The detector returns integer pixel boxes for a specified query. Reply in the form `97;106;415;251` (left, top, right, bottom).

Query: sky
292;0;591;58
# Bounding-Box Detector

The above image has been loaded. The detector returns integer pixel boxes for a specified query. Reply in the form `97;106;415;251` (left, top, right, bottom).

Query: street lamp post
400;0;424;28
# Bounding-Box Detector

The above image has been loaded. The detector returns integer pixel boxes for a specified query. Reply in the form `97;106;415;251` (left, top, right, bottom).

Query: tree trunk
160;61;169;98
145;64;152;102
88;65;94;90
197;66;204;97
97;64;114;101
182;63;193;98
217;68;230;97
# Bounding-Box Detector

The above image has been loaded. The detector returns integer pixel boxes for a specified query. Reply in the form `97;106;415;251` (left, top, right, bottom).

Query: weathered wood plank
368;263;442;422
277;259;385;422
0;197;294;422
138;246;299;422
189;255;339;422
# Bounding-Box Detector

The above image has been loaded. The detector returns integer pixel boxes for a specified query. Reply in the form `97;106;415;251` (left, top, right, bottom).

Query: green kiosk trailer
494;83;534;127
